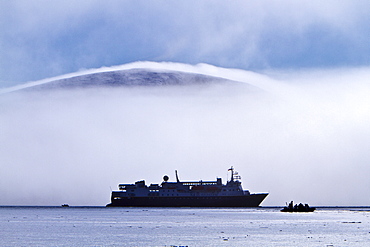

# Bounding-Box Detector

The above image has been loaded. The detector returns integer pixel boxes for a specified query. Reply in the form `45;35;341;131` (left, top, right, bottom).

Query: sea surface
0;206;369;246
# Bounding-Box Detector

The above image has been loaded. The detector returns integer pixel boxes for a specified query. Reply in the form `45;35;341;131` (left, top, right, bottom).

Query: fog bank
1;63;369;206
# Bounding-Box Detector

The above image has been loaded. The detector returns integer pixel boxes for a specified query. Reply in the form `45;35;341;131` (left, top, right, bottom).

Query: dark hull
106;193;268;207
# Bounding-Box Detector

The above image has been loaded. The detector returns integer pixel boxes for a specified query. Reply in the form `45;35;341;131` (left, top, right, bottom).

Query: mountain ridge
0;67;262;95
30;69;248;89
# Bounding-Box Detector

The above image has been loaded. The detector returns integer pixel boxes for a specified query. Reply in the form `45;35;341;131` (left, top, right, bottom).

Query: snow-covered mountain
24;69;250;91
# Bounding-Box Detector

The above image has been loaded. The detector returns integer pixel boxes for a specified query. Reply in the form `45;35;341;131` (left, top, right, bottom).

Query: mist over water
1;63;370;206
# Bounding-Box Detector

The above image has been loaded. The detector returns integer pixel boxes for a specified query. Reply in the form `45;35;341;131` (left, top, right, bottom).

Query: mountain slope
27;69;249;90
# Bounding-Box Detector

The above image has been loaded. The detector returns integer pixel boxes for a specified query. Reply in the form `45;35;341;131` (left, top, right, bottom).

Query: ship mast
228;166;234;182
228;166;241;182
175;170;180;182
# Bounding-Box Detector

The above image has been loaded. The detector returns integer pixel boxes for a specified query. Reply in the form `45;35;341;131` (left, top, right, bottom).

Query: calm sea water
0;206;369;246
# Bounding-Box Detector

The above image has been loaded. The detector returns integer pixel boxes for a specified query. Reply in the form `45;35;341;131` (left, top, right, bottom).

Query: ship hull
106;193;268;207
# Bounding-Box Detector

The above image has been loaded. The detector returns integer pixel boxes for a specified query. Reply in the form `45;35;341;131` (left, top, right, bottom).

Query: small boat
281;201;315;212
61;204;69;207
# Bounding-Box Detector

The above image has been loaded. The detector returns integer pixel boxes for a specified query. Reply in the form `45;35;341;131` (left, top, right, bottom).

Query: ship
106;167;268;207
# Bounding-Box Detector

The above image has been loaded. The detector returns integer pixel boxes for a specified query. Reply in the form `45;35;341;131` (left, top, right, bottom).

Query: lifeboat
191;185;205;191
206;186;220;192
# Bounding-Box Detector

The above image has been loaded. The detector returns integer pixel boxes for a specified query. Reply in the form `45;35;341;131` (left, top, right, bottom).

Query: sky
1;0;369;87
1;1;370;206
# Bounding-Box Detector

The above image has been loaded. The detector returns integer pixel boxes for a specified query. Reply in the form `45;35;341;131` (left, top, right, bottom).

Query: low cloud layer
1;62;370;206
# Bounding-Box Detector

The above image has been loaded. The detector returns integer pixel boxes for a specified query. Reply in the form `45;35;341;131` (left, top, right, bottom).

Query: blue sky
1;0;369;86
